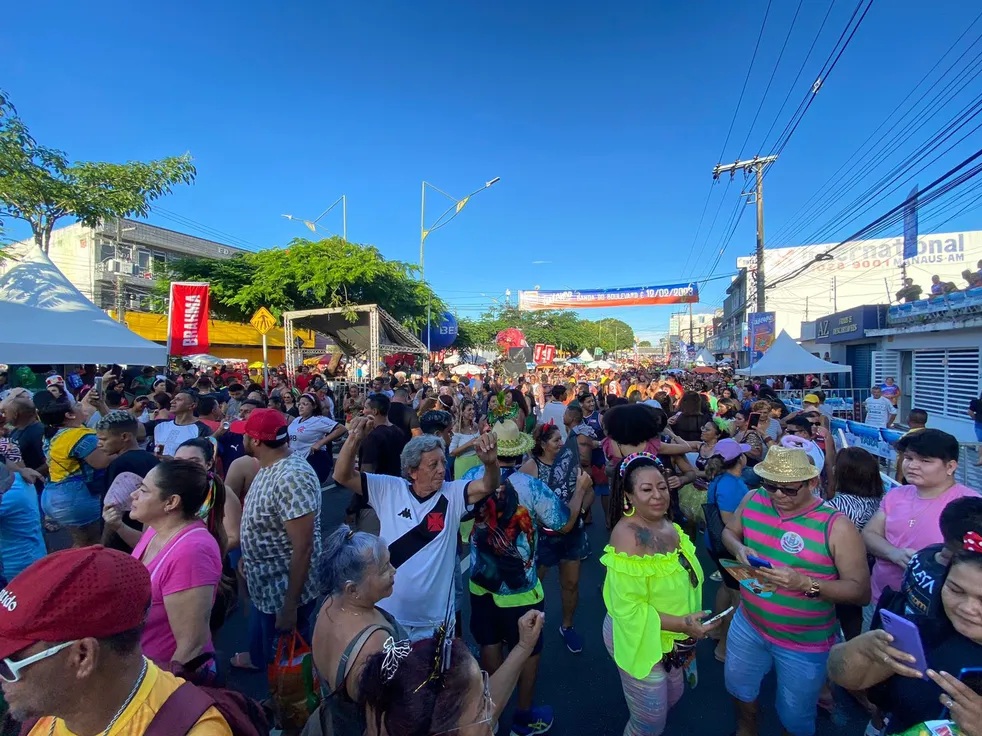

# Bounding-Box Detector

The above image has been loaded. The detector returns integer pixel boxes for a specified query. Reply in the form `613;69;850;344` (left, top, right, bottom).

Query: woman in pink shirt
103;458;224;667
863;429;979;628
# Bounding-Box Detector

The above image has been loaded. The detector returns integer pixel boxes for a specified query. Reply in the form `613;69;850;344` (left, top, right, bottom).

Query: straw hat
754;446;819;484
491;420;534;457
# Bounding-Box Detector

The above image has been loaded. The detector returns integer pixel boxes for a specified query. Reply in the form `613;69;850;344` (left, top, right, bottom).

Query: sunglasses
0;640;77;683
761;480;808;497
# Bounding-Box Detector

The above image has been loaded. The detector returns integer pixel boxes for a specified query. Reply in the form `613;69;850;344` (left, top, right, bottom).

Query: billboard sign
748;312;776;364
518;283;698;311
815;305;884;343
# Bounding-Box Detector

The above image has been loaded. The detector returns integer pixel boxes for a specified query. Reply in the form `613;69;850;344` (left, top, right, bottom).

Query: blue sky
4;0;981;342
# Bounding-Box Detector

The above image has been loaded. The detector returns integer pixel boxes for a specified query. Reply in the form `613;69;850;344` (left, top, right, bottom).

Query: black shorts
708;548;740;591
469;592;545;655
536;526;589;567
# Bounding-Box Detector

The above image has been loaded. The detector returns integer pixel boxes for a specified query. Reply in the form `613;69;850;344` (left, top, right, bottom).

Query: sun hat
230;407;288;442
713;438;752;463
0;546;151;660
491;420;534;457
803;393;820;405
754;446;819;484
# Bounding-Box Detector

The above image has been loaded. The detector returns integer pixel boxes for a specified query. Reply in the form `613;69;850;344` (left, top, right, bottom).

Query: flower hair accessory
619;452;661;479
964;531;982;553
381;636;412;682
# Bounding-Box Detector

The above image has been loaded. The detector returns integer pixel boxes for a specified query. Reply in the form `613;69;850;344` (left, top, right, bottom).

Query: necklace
48;657;148;736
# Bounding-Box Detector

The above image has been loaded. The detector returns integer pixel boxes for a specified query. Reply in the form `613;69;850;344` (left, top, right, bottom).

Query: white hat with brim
754;446;820;484
491;420;534;457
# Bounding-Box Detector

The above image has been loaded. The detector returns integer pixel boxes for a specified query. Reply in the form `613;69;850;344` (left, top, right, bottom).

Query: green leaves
160;236;442;328
456;308;635;353
0;89;196;252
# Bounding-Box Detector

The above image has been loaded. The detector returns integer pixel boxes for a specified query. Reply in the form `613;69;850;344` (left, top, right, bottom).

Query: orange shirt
31;661;232;736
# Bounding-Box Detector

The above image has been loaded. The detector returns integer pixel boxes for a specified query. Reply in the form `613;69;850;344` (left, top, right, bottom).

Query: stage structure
282;304;427;380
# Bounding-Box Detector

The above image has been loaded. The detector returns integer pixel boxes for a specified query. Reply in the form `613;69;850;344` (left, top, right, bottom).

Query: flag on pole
903;185;919;261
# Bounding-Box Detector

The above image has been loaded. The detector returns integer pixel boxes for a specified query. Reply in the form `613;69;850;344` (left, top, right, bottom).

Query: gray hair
317;524;389;596
400;435;446;479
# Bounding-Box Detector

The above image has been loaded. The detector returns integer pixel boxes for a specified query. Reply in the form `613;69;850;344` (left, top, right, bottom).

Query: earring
622;499;636;517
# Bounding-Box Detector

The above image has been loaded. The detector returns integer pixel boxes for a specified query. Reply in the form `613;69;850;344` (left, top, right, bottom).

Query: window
912;348;980;420
871;350;901;387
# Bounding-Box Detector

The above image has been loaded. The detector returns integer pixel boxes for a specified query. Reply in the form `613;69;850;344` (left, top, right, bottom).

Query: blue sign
816;305;883;344
903;185;919;261
748;312;776;364
422;312;458;351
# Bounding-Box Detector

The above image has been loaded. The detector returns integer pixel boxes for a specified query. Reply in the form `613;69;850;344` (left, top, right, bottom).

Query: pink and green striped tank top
740;490;841;652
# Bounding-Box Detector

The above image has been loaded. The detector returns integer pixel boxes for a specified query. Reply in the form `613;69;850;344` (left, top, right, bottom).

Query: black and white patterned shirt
241;452;322;614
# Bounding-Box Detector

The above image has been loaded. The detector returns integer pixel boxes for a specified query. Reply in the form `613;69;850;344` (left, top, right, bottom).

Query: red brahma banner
167;282;210;356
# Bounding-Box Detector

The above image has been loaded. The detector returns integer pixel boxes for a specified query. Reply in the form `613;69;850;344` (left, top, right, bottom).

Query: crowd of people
895;261;982;302
0;359;979;736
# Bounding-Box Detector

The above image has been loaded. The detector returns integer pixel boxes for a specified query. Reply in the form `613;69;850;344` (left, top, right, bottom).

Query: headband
964;531;982;554
618;452;662;479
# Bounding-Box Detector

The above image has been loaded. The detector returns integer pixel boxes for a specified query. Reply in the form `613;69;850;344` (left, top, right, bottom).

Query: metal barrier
774;388;872;422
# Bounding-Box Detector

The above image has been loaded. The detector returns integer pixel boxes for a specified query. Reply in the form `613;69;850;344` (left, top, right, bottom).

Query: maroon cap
0;546;150;660
231;408;288;442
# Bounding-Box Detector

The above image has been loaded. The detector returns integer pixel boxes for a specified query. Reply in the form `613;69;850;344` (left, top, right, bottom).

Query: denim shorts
724;608;831;736
41;479;101;527
536;526;589;567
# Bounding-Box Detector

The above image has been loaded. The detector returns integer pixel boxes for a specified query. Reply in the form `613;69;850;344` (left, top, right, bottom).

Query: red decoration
495;328;528;351
167;282;210;356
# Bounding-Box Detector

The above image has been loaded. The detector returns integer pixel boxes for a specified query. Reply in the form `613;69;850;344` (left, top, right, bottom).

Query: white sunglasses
0;640;78;683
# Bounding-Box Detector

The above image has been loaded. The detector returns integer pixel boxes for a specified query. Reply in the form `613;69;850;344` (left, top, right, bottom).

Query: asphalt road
212;484;869;736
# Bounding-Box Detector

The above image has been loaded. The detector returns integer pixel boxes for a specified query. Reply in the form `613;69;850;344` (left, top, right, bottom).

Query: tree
638;340;652;347
456;308;637;354
595;318;635;354
0;90;196;254
161;236;443;329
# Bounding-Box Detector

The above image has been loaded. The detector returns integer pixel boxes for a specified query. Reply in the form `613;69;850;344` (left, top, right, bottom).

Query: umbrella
587;359;614;370
249;361;267;369
186;353;224;367
451;363;483;375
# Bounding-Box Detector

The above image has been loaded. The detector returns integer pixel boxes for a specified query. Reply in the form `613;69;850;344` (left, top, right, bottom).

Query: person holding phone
827;530;982;735
721;446;871;736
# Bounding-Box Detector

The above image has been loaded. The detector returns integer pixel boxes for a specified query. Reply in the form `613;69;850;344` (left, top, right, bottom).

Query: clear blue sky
5;0;981;342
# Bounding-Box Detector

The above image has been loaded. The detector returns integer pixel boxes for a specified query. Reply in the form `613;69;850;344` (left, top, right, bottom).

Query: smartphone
93;376;103;394
880;610;929;678
748;412;761;429
703;606;735;626
747;554;773;569
941;667;982;718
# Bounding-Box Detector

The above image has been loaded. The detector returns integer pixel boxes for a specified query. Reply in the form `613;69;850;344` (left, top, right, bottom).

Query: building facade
710;268;749;364
736;229;982;340
669;311;718;345
22;219;250;313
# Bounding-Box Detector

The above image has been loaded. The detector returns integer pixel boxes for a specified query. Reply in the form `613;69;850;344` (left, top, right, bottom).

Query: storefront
802;305;885;389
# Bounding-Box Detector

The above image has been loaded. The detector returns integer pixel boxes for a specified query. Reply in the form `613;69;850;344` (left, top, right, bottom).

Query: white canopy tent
693;348;716;366
577;348;594;362
0;241;167;365
735;330;851;377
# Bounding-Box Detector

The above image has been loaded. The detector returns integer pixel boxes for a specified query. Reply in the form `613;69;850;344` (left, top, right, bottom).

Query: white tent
587;359;614;370
577;348;594;362
693;348;716;366
0;241;167;365
735;330;851;377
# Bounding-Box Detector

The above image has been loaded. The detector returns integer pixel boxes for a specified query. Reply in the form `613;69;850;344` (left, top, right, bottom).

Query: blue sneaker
510;705;554;735
559;625;583;653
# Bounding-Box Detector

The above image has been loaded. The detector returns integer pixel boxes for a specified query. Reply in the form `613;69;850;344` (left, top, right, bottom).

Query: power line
150;207;265;252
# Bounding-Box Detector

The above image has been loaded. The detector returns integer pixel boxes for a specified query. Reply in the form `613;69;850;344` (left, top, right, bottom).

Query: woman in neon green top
602;453;720;736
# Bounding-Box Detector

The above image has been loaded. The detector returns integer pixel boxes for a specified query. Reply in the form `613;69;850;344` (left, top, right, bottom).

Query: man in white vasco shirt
333;416;501;640
864;385;898;428
537;384;569;441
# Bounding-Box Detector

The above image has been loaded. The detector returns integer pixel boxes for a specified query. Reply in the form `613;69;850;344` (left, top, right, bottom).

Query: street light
420;177;500;354
282;194;347;240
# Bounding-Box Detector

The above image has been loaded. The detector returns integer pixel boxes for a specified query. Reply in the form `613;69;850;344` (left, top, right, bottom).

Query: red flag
167;282;210;356
533;343;546;363
543;345;557;363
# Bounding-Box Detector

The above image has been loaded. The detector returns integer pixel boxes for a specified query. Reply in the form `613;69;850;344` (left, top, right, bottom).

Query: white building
669;311;718;345
14;220;249;313
736;230;982;339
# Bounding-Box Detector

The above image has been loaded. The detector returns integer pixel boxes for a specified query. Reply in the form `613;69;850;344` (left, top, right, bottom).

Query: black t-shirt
883;625;982;733
352;424;407;513
387;403;419;443
901;544;948;619
9;421;45;471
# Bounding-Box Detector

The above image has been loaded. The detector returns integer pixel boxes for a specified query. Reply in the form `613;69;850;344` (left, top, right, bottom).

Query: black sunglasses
761;480;808;497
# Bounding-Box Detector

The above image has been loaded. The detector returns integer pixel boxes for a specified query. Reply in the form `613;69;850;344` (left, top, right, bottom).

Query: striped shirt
740;490;841;652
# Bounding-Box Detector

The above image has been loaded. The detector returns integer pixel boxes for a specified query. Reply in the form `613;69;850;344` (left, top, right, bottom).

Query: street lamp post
282;194;347;240
420;177;500;356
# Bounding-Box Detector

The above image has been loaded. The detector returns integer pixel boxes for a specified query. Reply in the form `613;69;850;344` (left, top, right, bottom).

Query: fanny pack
662;638;697;672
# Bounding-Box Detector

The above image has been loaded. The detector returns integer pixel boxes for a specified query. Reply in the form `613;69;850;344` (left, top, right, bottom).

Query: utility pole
713;154;778;313
114;219;126;324
688;302;694;347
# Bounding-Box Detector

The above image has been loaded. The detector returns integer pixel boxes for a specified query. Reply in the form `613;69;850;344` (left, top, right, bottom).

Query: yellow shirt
30;661;232;736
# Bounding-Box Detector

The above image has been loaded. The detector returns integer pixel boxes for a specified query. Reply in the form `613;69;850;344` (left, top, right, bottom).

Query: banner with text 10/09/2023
167;282;211;356
518;283;699;311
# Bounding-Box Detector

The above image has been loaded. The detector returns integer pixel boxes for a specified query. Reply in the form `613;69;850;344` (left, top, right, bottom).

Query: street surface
210;483;868;736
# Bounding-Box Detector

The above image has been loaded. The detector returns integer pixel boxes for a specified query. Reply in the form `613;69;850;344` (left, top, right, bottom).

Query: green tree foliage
0;90;195;253
638;340;652;347
161;236;442;329
456;308;635;353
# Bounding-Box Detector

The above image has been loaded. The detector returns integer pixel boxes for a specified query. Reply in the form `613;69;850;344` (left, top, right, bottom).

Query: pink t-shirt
132;521;223;663
871;483;979;602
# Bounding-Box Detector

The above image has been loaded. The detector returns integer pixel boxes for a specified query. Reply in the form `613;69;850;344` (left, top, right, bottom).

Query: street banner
748;312;776;364
903;185;919;261
543;344;557;363
518;283;698;311
167;282;210;356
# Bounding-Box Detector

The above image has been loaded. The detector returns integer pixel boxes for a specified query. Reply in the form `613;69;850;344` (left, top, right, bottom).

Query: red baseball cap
0;546;150;660
230;407;288;442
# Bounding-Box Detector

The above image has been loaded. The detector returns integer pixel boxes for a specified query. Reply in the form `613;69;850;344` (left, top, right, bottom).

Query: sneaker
559;625;583;653
710;571;722;582
510;705;554;736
